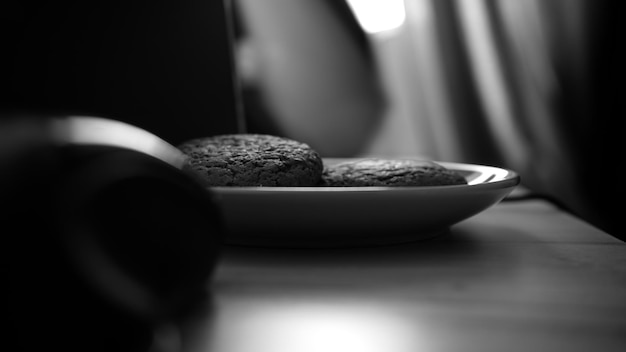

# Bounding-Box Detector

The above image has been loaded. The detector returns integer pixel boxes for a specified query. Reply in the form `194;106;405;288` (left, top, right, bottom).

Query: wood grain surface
179;200;626;352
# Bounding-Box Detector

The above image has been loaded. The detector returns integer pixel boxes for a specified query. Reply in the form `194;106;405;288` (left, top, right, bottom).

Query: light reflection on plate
210;159;520;248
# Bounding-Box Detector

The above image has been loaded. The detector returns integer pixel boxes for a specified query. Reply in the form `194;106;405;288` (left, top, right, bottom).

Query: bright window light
346;0;406;34
211;300;423;352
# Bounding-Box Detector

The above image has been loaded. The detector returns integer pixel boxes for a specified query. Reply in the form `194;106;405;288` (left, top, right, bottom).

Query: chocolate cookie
178;134;323;186
322;158;467;187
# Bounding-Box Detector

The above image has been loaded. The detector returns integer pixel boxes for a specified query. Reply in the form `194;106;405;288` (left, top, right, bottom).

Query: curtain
364;0;624;238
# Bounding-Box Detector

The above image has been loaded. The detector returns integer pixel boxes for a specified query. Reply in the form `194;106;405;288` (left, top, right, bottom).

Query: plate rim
210;161;520;193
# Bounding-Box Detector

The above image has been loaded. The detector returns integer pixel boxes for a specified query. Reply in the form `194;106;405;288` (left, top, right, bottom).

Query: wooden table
178;199;626;352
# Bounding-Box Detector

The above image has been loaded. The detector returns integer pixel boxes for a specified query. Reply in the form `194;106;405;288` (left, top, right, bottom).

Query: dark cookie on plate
178;134;323;186
322;158;467;187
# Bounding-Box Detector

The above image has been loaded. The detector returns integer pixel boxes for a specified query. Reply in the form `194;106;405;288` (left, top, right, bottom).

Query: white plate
210;159;520;248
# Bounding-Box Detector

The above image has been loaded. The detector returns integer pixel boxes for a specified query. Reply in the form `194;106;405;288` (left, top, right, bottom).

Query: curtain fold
454;0;589;218
366;0;623;238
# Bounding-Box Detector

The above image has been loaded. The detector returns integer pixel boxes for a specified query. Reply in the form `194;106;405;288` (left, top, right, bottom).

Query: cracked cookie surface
322;158;467;187
178;134;323;186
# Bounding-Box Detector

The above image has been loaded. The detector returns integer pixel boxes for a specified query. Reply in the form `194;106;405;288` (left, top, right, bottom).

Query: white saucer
210;160;520;248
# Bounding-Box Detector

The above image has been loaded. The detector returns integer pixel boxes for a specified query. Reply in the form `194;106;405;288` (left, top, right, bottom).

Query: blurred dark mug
2;115;222;351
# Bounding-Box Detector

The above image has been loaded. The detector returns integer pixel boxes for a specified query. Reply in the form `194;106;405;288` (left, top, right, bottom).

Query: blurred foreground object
2;115;222;351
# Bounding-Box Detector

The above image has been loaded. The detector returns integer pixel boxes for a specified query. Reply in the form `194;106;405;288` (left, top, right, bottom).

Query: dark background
1;0;242;145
